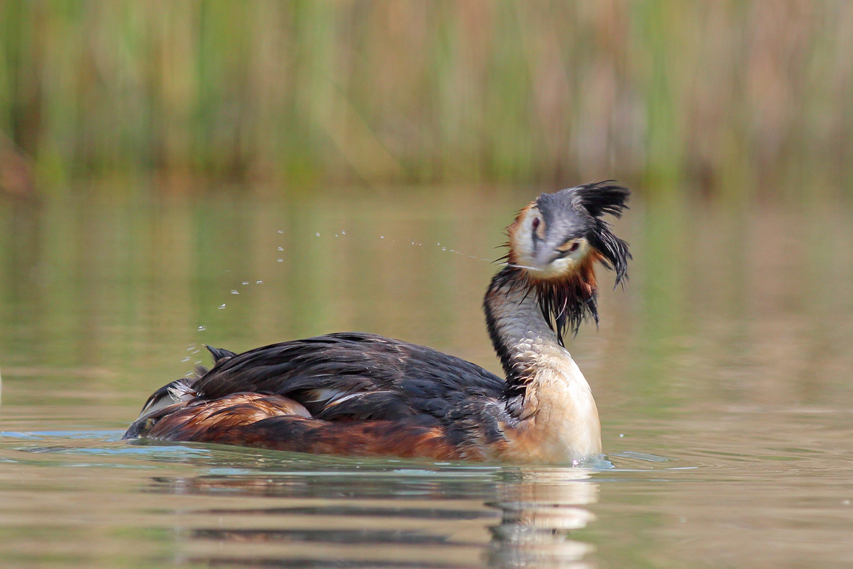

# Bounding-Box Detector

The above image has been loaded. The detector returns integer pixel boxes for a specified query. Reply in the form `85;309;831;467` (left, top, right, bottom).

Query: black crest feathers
569;181;632;287
569;181;630;219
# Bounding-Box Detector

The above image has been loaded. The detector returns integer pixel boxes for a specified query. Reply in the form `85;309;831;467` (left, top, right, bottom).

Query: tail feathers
126;344;240;439
136;377;197;421
193;345;237;380
206;345;237;364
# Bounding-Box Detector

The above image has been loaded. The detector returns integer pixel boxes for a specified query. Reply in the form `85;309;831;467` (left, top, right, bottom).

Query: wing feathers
127;333;516;460
194;333;506;424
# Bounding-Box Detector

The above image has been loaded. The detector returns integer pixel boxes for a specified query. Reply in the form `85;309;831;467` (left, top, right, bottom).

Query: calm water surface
1;187;852;568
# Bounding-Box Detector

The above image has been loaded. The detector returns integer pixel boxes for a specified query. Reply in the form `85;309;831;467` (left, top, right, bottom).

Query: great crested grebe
124;182;631;464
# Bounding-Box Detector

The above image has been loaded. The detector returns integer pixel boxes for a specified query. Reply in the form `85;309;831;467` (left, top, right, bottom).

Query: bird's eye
568;242;580;253
531;216;546;241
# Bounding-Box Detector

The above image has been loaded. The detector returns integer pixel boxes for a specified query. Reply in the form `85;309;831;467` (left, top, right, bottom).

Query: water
2;187;853;568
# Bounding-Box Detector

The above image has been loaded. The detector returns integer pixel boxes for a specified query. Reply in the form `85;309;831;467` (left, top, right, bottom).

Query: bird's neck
484;267;602;461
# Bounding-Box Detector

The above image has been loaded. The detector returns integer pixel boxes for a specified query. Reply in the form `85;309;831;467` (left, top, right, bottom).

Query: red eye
569;242;580;253
532;217;540;232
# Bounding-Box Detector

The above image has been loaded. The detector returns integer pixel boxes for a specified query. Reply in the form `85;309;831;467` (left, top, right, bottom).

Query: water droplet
186;345;195;351
335;234;339;237
256;280;263;284
195;361;202;365
277;258;283;262
278;246;284;251
619;433;624;438
198;326;206;331
315;232;320;237
442;247;446;251
231;290;239;295
277;230;283;234
191;349;200;354
219;304;226;309
380;235;384;239
341;230;346;235
242;281;249;285
181;357;190;362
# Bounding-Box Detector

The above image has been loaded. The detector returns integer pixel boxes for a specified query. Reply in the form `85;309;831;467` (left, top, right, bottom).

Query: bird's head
505;182;631;343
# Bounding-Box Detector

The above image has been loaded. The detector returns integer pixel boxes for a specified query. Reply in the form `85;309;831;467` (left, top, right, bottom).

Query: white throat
488;285;602;462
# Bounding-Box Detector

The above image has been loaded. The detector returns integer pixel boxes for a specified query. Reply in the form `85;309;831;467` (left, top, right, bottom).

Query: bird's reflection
149;455;600;569
486;469;598;568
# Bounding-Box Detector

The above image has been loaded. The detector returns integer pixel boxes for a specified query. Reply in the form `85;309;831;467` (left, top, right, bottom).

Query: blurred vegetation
0;1;851;199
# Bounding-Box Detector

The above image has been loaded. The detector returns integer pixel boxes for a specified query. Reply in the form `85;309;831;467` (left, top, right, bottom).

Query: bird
124;182;631;464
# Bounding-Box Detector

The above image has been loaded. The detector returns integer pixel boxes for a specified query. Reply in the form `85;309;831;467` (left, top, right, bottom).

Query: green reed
0;1;850;199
